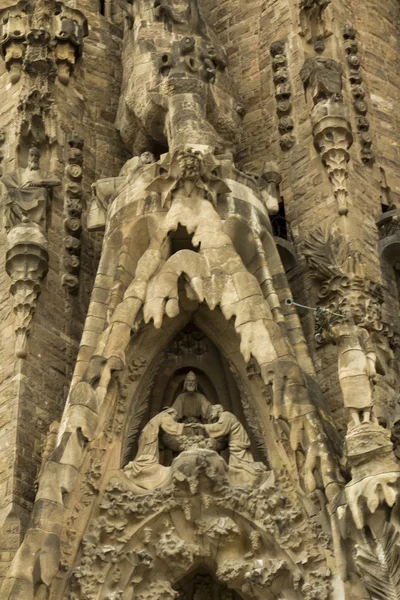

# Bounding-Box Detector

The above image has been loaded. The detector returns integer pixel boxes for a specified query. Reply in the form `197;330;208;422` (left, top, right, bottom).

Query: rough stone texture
0;0;399;599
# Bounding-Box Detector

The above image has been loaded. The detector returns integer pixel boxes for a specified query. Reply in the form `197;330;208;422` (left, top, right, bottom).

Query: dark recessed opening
170;225;200;254
271;199;288;240
99;0;106;15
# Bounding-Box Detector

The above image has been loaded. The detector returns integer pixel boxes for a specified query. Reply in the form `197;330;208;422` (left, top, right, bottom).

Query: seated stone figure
172;371;211;423
1;147;60;231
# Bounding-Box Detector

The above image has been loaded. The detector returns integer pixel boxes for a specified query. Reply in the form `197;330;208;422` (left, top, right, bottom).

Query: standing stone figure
0;147;60;231
172;371;211;422
330;322;376;426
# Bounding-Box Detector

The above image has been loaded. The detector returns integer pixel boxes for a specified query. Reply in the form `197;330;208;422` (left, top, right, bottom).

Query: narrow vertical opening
99;0;106;15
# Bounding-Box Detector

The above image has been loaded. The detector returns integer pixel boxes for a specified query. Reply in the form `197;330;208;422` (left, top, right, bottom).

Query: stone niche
121;323;267;471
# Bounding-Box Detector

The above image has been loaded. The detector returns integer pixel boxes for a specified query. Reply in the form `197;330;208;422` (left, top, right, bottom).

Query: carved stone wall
0;0;399;598
0;0;128;583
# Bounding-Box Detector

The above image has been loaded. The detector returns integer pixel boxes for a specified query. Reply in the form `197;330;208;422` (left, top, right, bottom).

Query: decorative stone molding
5;223;49;358
376;208;400;269
301;57;353;215
0;0;87;85
62;133;84;293
342;25;375;165
0;146;60;356
53;2;88;85
259;161;281;213
270;40;296;151
0;1;30;84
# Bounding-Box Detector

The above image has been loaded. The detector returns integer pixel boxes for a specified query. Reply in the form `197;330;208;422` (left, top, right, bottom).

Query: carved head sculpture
183;371;198;393
28;147;41;171
162;406;179;419
177;149;202;180
141;151;156;165
209;404;224;423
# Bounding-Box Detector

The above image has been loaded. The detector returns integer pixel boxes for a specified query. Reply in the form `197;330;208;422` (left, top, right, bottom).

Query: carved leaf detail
355;524;400;600
302;219;353;280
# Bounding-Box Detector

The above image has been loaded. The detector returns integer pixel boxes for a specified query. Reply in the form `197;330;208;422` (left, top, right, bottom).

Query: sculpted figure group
124;372;266;489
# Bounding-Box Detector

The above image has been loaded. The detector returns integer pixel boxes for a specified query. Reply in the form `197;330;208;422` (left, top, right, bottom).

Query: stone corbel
0;1;30;84
5;222;49;358
311;98;353;216
259;161;281;214
52;2;88;85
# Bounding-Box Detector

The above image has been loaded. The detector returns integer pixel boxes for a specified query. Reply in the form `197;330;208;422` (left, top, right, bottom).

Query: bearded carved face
28;147;41;170
177;151;202;179
184;373;197;392
209;404;223;422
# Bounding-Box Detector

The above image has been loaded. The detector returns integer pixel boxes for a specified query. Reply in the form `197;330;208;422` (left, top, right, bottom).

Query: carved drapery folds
4;0;397;598
301;57;353;215
0;0;87;85
62;133;84;293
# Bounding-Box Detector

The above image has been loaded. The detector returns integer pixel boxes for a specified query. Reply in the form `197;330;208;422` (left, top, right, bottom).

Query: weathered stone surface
0;0;399;599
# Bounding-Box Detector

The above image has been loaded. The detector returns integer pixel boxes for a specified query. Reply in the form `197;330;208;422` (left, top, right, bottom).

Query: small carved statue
300;56;342;105
172;371;211;422
327;321;376;427
0;147;60;231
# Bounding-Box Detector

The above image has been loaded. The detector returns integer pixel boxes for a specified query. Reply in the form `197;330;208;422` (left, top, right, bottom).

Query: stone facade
0;0;399;599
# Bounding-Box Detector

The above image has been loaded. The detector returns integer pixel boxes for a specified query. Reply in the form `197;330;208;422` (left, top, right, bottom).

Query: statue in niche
172;371;211;423
0;147;60;231
194;404;266;475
